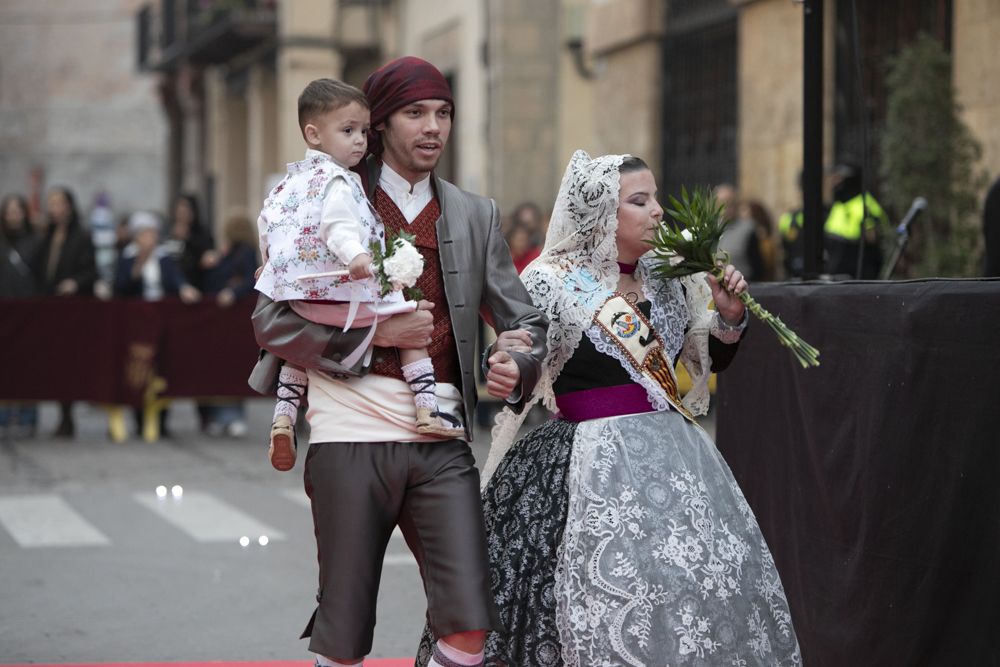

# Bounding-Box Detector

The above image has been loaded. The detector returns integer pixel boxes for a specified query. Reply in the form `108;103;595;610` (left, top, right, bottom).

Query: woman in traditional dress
418;150;801;667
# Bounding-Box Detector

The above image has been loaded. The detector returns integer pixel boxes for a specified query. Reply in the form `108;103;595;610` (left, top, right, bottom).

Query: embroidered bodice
255;151;384;302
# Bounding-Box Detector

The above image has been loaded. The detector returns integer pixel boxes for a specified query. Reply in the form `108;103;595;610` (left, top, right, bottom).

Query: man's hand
486;350;521;400
372;300;435;348
494;329;533;354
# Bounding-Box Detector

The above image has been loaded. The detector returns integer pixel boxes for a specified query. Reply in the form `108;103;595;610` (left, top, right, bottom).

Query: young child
255;78;464;472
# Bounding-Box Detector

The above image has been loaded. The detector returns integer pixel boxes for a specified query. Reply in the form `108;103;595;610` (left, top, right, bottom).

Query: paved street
0;399;439;663
0;398;716;664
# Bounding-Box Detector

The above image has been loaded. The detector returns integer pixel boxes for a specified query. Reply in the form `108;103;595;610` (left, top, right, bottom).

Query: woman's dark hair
507;202;544;243
619;156;650;174
1;194;32;239
174;193;204;230
45;186;80;231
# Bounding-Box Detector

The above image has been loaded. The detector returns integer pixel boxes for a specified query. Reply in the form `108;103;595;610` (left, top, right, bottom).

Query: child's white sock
402;358;438;411
274;365;308;423
428;639;484;667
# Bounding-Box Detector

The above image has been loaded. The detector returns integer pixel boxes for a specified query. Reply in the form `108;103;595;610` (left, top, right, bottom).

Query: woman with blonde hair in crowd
201;212;260;437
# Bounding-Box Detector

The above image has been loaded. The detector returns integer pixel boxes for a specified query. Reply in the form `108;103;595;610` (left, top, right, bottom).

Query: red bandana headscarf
362;56;454;157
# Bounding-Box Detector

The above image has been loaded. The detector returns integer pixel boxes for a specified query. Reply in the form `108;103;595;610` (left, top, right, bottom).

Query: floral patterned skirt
418;410;801;666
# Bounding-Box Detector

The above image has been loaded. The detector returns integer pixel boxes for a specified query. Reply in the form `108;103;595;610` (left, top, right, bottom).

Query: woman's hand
216;287;236;307
200;249;220;270
55;279;78;296
706;264;747;325
179;284;202;304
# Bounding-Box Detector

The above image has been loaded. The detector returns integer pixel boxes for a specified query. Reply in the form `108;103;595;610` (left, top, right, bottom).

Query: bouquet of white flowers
648;187;821;368
372;231;424;301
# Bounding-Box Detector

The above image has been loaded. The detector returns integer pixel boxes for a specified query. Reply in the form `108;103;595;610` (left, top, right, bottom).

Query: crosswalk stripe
134;491;286;543
279;488;404;540
0;494;110;548
383;553;416;566
278;488;311;509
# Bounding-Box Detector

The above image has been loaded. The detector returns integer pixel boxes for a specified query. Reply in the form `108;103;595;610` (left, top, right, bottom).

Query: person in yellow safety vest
778;170;818;279
824;163;889;278
779;208;805;278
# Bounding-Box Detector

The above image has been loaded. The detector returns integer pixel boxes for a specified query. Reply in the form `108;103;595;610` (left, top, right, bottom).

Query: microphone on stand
881;197;928;280
896;196;928;235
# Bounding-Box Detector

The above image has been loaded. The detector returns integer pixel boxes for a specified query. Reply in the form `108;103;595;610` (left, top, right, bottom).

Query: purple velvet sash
555;383;656;422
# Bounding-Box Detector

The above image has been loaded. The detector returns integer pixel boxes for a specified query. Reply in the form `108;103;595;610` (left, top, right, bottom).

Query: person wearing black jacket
164;194;214;290
0;194;40;438
114;211;200;302
0;194;38;298
32;187;96;437
34;187;96;297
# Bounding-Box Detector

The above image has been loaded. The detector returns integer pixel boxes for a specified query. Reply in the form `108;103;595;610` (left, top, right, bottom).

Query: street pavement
0;398;716;664
0;399;436;663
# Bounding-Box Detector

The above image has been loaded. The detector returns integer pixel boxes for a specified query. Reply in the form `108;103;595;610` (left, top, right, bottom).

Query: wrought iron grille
660;0;738;199
834;0;953;175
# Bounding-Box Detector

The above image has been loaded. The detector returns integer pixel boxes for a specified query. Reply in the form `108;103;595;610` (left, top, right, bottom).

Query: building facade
137;0;1000;238
0;0;167;220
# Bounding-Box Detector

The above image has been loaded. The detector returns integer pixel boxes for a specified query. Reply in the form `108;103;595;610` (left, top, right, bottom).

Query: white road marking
134;490;286;543
383;553;416;566
0;494;110;548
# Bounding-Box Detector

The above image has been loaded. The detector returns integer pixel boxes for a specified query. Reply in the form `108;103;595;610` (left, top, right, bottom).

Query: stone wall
0;0;167;218
735;0;836;216
585;0;666;176
953;0;1000;190
487;0;561;214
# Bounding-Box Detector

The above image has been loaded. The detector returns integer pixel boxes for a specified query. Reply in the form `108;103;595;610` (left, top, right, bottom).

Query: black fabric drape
715;278;1000;666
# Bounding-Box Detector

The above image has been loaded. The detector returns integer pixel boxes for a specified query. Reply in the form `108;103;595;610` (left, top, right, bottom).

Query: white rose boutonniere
372;231;425;300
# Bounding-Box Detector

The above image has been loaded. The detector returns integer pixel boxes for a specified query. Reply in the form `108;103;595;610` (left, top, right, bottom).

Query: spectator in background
114;211;200;438
824;162;888;279
0;194;40;439
34;187;96;298
201;212;259;437
716;184;759;280
1;194;39;298
164;193;215;290
714;183;738;225
779;171;807;279
505;202;544;273
983;176;1000;277
738;199;778;281
114;211;201;303
89;191;117;300
204;212;258;307
33;187;96;438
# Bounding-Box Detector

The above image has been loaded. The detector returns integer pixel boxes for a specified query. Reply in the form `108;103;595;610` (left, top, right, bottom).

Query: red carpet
0;662;412;667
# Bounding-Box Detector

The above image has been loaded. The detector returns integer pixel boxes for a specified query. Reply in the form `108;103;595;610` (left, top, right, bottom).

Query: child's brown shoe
415;407;465;439
268;414;296;471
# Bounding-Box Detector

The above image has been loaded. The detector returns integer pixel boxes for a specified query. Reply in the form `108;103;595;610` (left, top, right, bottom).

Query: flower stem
712;267;821;368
